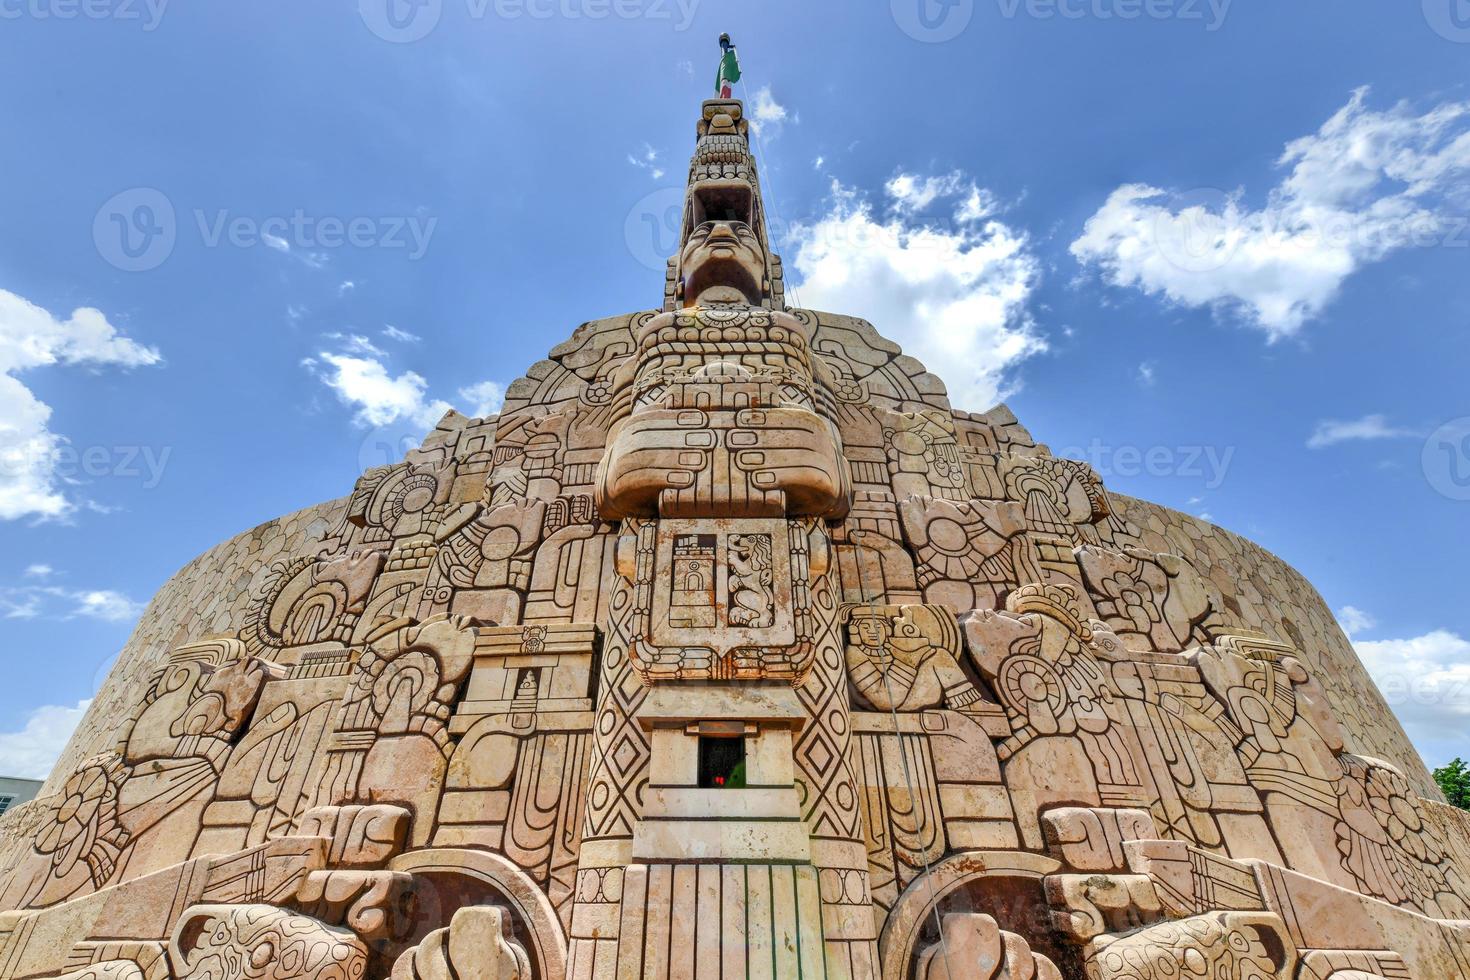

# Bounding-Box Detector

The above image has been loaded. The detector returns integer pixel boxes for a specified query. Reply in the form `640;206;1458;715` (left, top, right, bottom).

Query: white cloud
306;352;452;429
786;176;1045;411
23;564;51;579
956;188;996;224
627;143;665;181
0;580;143;624
1071;88;1470;339
813;155;825;171
459;380;506;418
1337;604;1377;636
71;589;144;622
0;590;42;619
263;231;290;253
381;325;421;344
886;172;968;213
1137;361;1156;386
0;289;161;521
749;86;789;138
0;699;91;780
338;280;356;295
1306;413;1415;448
324;332;388;358
1355;630;1470;766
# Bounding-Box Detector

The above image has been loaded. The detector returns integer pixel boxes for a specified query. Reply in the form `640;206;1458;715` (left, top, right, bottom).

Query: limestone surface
0;96;1465;980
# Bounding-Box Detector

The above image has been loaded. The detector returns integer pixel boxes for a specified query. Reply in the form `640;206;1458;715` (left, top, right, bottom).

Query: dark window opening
697;735;747;788
692;185;754;228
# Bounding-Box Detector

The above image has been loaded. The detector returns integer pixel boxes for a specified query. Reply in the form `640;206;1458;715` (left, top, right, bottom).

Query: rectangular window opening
697;735;746;789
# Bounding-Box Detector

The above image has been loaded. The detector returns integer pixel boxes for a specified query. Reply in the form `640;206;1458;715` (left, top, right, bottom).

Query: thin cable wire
737;71;803;311
737;44;948;973
851;539;956;978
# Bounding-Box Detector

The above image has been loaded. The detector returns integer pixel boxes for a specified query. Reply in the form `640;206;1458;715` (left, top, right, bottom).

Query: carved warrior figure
4;38;1470;980
841;603;982;712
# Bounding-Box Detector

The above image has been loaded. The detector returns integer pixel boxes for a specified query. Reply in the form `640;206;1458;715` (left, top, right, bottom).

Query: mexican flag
715;45;741;98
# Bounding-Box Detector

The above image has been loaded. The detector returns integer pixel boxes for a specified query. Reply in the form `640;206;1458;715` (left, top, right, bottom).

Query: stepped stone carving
1;75;1466;980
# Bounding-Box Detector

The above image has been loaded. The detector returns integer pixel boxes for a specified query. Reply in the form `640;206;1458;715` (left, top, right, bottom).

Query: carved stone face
852;615;891;650
681;220;765;304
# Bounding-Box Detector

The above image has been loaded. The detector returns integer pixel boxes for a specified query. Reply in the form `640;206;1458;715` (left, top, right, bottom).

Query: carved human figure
900;496;1038;612
1075;544;1220;653
315;616;478;845
679;219;767;305
842;604;982;712
962;584;1148;848
1194;636;1356;885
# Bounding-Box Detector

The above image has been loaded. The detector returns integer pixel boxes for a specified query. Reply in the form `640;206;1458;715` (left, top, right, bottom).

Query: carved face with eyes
851;613;892;651
680;220;765;305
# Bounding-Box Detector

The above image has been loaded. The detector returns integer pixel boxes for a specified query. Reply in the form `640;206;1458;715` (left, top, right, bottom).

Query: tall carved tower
571;97;870;975
1;90;1468;980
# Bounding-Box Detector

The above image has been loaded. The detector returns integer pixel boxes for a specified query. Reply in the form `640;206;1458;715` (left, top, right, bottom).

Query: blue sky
1;0;1468;777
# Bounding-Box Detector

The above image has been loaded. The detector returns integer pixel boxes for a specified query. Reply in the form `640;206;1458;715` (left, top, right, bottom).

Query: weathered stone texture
0;94;1465;980
42;499;348;797
1109;494;1432;799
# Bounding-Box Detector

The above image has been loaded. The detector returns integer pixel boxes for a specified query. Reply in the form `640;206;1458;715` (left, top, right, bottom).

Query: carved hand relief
917;913;1062;980
389;906;530;980
2;91;1467;980
1334;754;1470;918
33;755;129;896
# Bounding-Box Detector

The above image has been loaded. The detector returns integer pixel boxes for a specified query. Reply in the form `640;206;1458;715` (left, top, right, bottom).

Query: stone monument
1;83;1468;980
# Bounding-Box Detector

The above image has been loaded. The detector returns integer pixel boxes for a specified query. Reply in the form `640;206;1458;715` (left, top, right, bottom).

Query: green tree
1434;758;1470;810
